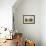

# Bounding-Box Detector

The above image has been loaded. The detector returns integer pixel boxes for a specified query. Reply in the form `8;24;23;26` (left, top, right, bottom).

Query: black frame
23;15;35;24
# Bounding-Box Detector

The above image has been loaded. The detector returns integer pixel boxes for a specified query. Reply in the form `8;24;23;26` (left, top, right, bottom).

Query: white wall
41;0;46;46
13;0;41;46
0;0;16;29
13;0;46;46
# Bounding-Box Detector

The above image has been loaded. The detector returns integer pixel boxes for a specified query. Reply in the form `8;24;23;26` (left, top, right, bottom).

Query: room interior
0;0;46;46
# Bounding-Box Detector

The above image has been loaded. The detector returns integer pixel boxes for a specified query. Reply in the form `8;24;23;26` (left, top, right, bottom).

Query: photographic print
23;15;35;24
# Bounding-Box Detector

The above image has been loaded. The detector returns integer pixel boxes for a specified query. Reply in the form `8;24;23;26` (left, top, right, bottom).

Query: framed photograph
23;15;35;24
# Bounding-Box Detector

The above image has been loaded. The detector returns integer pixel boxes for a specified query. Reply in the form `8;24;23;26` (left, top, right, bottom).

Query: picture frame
23;15;35;24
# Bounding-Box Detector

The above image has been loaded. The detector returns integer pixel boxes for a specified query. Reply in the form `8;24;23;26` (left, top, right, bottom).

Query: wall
13;0;41;46
41;0;46;46
0;0;46;46
0;0;16;29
